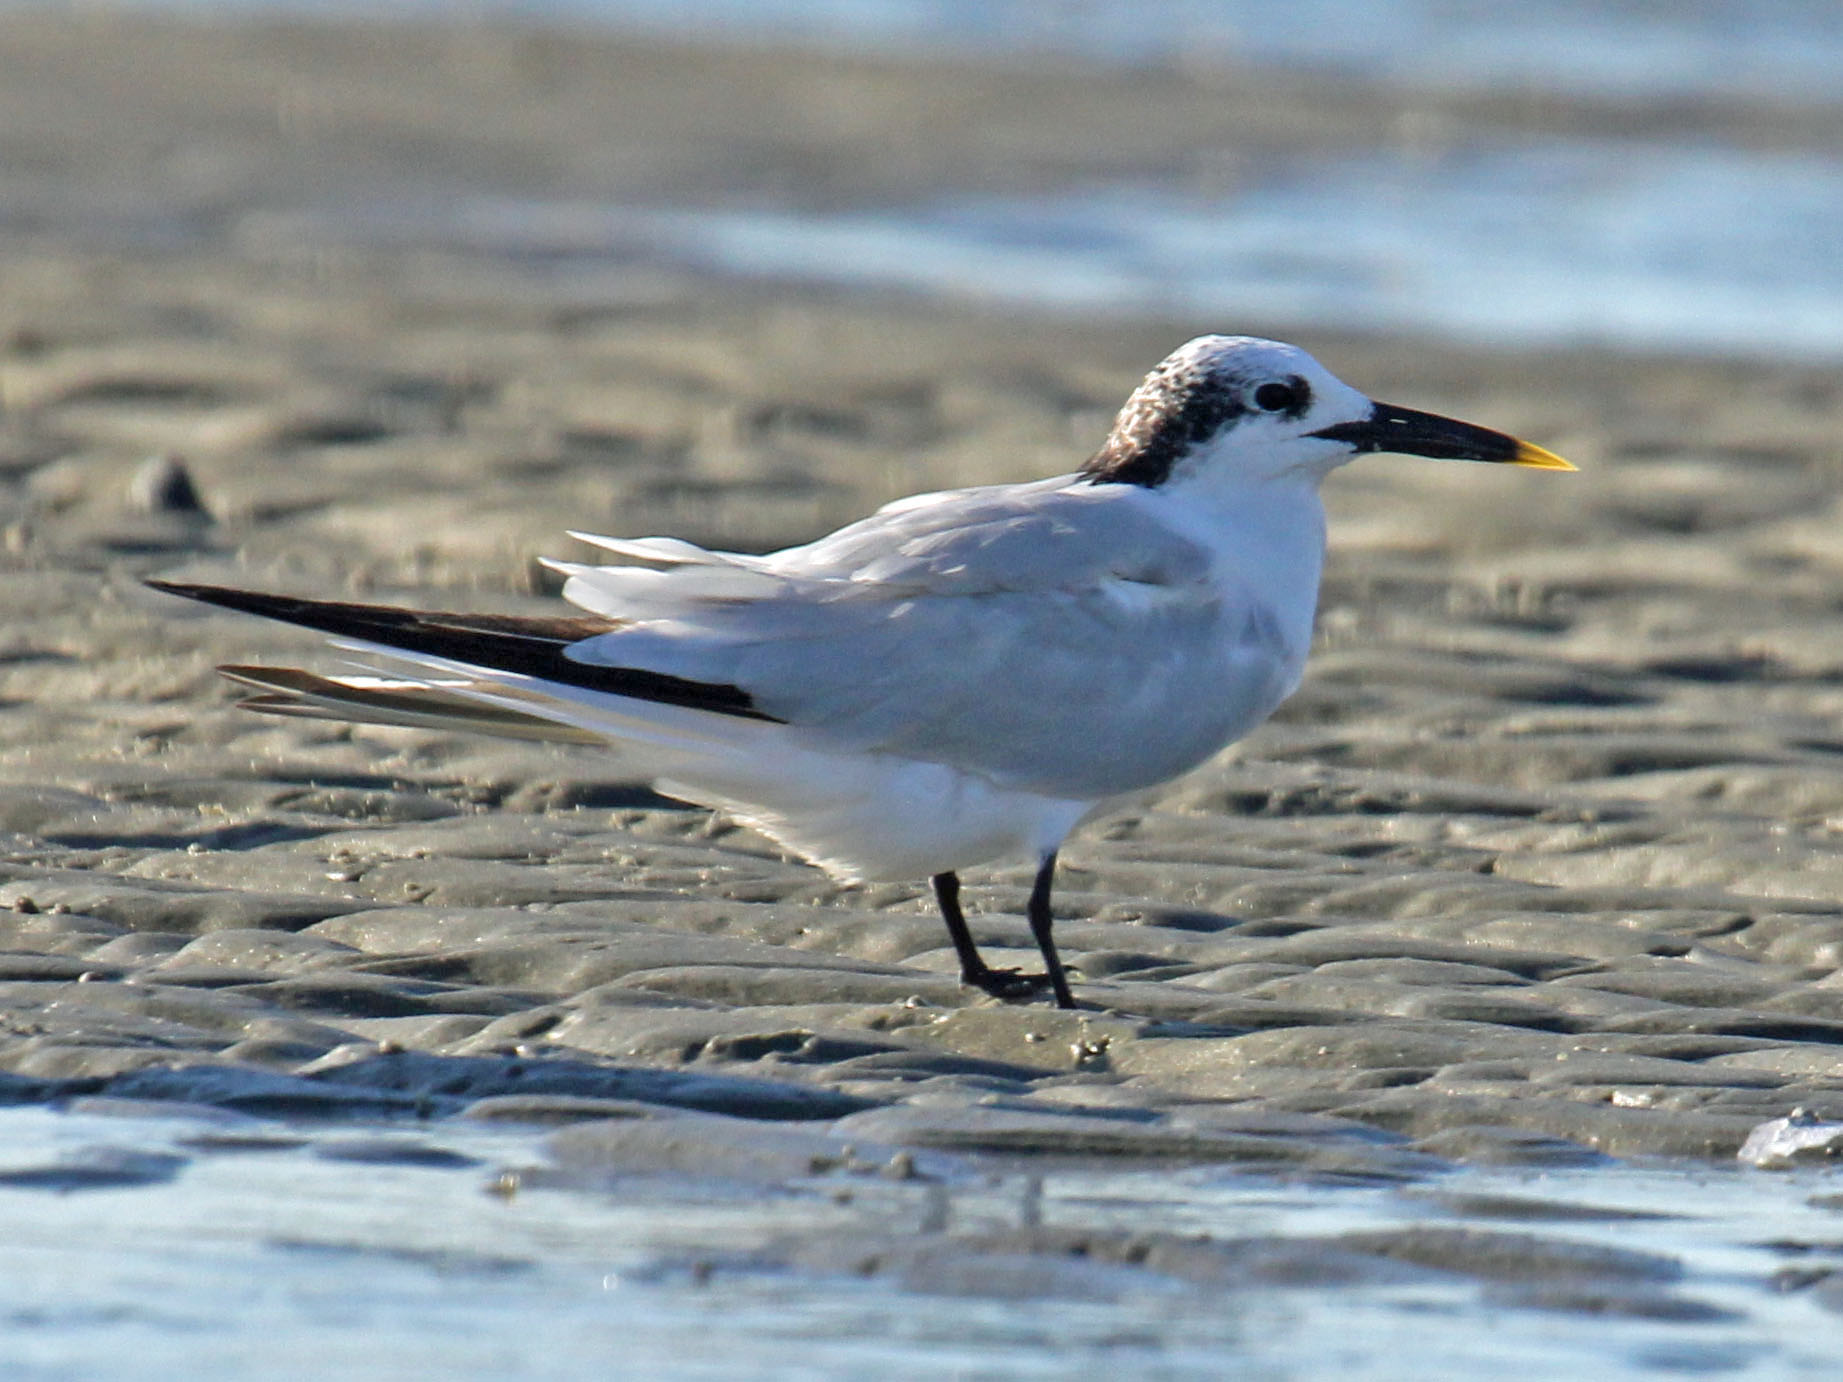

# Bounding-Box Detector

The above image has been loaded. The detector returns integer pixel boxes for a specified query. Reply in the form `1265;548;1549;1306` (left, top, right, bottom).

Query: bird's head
1081;335;1572;491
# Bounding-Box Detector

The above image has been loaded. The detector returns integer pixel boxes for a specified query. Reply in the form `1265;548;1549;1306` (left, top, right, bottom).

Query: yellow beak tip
1512;441;1577;472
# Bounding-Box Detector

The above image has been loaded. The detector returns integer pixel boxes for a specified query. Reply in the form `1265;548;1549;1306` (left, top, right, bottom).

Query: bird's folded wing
561;478;1212;610
556;481;1281;793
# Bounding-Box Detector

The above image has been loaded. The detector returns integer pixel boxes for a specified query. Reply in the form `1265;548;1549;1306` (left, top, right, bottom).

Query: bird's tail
145;579;788;767
215;664;609;744
145;578;1001;884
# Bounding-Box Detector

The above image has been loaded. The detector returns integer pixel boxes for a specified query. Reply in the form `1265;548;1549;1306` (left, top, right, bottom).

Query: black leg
1026;852;1075;1009
932;871;985;979
931;870;1058;1002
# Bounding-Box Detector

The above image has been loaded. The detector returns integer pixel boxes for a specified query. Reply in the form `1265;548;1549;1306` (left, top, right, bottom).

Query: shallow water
241;130;1843;362
71;0;1843;362
70;0;1843;105
580;0;1843;107
4;1102;1841;1380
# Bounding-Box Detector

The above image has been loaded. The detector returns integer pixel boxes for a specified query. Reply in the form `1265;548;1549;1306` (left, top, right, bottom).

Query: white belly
659;751;1098;882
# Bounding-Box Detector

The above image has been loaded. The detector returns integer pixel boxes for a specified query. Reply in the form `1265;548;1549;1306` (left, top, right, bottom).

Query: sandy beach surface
3;11;1843;1371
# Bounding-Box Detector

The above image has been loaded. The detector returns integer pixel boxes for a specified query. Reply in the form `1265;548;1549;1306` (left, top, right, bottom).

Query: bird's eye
1252;379;1308;413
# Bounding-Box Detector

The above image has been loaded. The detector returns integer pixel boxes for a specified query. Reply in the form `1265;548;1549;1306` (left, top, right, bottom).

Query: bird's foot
961;965;1056;1002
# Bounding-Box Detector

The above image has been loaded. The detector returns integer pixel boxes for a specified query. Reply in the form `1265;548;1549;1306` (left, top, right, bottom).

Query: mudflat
2;11;1843;1187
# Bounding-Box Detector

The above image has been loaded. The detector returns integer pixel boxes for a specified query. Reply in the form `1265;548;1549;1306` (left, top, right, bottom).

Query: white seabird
149;335;1572;1008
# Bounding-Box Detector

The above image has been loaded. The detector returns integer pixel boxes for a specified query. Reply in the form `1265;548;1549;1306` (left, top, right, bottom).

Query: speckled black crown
1080;347;1247;488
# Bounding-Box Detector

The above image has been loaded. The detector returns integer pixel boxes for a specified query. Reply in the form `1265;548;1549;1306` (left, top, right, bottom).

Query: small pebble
127;454;209;516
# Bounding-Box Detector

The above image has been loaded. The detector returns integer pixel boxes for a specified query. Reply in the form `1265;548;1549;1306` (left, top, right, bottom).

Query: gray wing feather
559;478;1292;796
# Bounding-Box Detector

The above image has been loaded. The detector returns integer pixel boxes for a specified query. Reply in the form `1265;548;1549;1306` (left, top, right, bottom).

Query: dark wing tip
145;578;782;723
144;577;203;598
144;578;297;618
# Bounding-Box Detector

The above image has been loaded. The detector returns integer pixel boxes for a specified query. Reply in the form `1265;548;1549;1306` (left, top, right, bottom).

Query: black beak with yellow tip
1312;402;1574;471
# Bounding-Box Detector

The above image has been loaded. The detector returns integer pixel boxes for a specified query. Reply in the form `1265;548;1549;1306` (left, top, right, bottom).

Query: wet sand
3;12;1843;1314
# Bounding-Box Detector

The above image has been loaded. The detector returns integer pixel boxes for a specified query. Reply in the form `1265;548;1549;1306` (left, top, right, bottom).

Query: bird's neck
1161;471;1330;635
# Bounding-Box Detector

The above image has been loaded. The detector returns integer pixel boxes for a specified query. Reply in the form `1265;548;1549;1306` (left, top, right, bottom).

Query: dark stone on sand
126;454;209;516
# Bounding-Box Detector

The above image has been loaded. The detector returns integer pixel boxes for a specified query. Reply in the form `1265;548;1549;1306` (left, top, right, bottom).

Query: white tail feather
564;532;771;569
218;665;607;745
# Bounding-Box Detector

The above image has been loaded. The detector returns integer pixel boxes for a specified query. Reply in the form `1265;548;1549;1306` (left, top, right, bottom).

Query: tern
147;335;1570;1008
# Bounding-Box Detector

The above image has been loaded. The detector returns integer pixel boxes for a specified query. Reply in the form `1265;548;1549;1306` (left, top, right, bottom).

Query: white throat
1151;466;1330;661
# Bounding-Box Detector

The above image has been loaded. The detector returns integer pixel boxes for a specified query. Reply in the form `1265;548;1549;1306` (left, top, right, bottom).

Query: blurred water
542;0;1843;106
62;0;1843;104
2;1103;1841;1380
25;0;1843;361
245;133;1843;361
